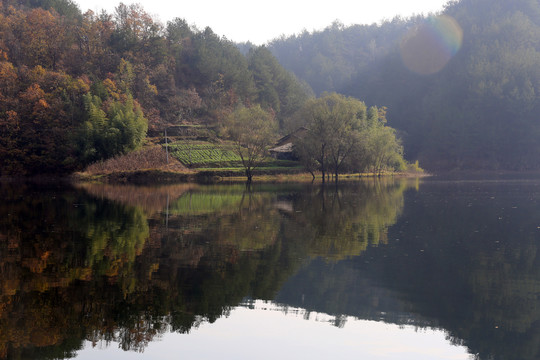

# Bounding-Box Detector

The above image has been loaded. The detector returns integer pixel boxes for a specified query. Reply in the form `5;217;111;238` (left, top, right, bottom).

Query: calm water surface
2;177;540;359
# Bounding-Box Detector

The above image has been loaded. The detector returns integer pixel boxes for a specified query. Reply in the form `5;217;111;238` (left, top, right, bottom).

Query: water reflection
0;180;409;358
77;301;471;360
2;179;540;359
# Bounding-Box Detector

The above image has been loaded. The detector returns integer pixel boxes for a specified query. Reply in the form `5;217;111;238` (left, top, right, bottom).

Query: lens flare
399;15;463;75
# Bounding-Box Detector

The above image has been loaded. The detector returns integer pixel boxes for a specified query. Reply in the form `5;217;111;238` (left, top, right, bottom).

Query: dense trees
270;0;540;171
295;93;404;182
0;62;89;174
0;0;412;177
77;93;147;163
0;0;310;175
269;19;416;96
247;46;311;129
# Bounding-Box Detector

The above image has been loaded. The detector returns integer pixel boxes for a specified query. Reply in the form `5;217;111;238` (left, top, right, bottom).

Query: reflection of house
269;127;309;160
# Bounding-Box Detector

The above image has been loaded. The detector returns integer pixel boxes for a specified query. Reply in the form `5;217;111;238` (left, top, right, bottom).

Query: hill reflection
0;179;409;358
5;179;539;360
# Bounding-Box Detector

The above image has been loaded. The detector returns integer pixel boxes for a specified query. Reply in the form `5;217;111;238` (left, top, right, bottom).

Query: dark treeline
0;0;310;175
270;0;540;171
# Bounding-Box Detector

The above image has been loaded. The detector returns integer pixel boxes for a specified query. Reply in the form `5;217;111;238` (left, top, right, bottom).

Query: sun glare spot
399;15;463;75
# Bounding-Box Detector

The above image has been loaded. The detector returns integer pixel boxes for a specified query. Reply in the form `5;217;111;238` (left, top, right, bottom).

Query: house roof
274;126;309;147
269;142;294;154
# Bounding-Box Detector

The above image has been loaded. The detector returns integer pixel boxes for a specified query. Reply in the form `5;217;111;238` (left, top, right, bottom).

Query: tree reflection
0;182;153;358
276;180;540;360
289;180;407;260
0;179;411;358
374;181;540;360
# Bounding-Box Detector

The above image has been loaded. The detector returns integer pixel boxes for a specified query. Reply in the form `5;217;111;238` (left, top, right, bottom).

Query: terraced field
166;142;242;167
165;141;302;175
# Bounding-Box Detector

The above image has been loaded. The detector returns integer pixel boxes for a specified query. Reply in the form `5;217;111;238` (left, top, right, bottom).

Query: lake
1;177;540;359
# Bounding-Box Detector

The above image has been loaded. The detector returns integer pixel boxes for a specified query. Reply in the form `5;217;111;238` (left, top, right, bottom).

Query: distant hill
270;0;540;171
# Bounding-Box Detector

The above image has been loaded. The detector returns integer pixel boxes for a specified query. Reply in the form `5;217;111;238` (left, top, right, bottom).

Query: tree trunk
320;152;326;183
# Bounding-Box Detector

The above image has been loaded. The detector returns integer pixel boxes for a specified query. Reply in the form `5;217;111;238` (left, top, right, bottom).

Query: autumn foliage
0;0;309;175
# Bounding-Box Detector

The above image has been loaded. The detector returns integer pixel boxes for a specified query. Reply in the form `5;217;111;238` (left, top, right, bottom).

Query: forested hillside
0;0;309;175
270;0;540;171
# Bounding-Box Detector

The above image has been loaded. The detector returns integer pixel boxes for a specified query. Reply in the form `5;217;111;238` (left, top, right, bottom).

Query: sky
74;0;450;44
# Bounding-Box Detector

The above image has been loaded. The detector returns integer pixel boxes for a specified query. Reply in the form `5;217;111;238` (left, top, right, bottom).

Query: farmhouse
269;127;309;160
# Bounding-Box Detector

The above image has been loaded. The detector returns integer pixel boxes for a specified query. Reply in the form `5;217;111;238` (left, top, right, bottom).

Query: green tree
296;94;405;180
363;106;405;175
108;94;147;153
222;105;277;182
78;92;147;163
366;125;404;175
295;93;367;182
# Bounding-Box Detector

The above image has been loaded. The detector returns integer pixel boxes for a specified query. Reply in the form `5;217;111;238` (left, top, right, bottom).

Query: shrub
84;146;186;174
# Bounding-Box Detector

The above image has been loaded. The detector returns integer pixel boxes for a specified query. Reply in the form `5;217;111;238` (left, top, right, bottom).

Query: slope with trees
0;0;310;175
270;0;540;171
0;0;413;179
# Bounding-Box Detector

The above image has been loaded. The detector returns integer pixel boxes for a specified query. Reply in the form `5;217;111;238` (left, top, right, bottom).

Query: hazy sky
74;0;450;44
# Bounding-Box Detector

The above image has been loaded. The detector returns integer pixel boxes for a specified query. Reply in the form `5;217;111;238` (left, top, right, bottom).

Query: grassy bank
74;167;426;185
75;142;425;185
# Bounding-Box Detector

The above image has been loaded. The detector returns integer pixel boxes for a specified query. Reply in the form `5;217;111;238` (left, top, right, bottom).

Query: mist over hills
270;0;540;171
2;0;539;173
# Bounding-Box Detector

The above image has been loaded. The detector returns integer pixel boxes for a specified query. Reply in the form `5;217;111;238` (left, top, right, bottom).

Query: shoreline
1;168;429;186
70;168;428;185
9;168;540;187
